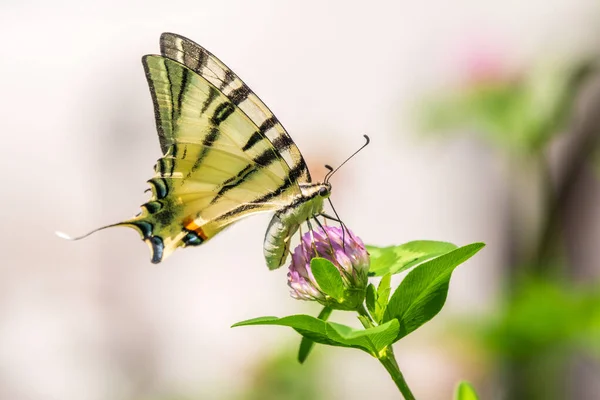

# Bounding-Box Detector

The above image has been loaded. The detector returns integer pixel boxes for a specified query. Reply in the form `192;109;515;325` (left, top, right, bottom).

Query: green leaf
383;243;485;340
454;381;479;400
233;314;340;348
233;314;399;357
374;273;392;323
232;316;280;327
311;258;345;301
326;319;400;356
298;306;332;364
366;283;377;317
367;240;457;276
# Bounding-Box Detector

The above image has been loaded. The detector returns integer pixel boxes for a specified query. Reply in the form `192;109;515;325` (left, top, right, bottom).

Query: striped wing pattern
158;32;310;183
115;35;311;263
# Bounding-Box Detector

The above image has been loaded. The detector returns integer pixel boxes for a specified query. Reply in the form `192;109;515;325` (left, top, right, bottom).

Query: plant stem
379;347;416;400
356;303;376;328
355;305;416;399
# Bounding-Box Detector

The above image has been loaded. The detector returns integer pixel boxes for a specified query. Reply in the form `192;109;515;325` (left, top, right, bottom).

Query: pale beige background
1;1;599;399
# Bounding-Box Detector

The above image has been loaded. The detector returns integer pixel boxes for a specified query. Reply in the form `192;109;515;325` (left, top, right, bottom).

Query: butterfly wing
118;43;311;263
157;32;311;183
60;34;314;264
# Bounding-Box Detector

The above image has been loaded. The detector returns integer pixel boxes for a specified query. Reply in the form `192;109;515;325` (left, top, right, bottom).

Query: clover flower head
287;226;370;309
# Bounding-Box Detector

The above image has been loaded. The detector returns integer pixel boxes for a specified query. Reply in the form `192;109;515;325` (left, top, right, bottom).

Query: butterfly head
318;182;332;198
299;182;331;201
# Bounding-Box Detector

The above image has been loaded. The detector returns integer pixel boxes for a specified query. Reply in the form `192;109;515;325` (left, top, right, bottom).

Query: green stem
355;305;415;399
356;304;375;328
379;347;416;400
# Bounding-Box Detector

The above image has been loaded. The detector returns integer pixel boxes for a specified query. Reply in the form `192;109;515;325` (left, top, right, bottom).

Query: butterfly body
264;182;331;269
61;33;331;269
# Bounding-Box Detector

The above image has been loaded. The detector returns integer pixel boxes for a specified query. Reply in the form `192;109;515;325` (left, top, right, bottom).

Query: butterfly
59;32;367;269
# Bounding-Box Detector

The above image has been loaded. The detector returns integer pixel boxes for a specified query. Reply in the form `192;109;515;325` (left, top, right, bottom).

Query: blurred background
2;1;600;399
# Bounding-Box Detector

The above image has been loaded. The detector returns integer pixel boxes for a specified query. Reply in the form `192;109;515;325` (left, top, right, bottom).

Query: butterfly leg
305;218;321;256
319;211;350;251
312;215;335;253
318;213;341;223
293;223;304;259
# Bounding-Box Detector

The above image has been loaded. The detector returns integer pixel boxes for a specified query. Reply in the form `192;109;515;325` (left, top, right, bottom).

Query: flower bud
287;226;370;310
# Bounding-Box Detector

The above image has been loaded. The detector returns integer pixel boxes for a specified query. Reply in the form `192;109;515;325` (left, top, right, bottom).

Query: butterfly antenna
324;164;334;181
325;135;370;184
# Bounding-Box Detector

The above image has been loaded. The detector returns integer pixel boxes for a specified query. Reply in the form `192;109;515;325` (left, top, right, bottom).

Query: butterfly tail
55;223;122;242
55;216;171;264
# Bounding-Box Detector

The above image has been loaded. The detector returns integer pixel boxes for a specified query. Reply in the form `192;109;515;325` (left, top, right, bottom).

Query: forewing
159;32;311;183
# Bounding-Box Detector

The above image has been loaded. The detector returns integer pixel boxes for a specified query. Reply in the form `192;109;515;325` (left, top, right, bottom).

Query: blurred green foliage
141;348;325;400
485;278;600;359
418;60;595;153
234;349;325;400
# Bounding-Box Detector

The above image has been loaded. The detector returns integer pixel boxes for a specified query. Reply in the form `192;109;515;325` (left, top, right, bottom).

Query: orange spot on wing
183;217;208;240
